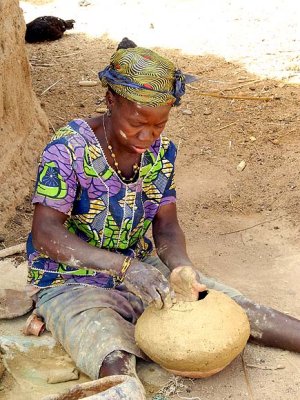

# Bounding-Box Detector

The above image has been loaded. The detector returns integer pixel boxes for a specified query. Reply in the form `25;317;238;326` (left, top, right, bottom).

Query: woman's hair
107;86;117;96
99;47;186;107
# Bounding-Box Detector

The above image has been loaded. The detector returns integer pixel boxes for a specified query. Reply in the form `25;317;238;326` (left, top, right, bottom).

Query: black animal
25;16;75;43
117;37;137;50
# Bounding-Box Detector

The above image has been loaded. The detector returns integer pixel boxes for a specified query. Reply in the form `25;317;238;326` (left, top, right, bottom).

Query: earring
107;109;112;117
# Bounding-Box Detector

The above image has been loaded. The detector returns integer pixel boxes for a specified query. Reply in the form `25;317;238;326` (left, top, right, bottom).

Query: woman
27;47;300;396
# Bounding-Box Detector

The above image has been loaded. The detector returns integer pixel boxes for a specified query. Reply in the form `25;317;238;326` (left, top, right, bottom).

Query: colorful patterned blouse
27;119;177;289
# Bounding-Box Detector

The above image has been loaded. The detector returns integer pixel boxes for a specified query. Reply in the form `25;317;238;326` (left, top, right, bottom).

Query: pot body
135;289;250;378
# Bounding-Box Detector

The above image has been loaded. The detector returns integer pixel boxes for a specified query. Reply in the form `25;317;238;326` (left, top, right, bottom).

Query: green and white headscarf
98;47;186;107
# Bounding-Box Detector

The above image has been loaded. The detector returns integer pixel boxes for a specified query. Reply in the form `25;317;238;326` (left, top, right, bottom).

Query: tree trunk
0;0;48;232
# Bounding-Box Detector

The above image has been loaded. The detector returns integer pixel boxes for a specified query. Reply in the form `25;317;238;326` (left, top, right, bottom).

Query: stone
47;367;79;384
41;375;145;400
95;107;107;113
237;160;246;172
78;80;98;86
135;290;250;378
182;109;192;115
0;289;33;319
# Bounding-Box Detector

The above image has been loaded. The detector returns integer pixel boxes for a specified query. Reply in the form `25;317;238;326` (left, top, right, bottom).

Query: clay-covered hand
123;261;175;309
170;266;207;302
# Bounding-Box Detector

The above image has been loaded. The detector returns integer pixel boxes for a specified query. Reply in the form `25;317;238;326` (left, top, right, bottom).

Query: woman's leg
35;285;146;380
144;255;300;353
197;272;300;353
99;350;137;378
235;297;300;352
196;273;300;353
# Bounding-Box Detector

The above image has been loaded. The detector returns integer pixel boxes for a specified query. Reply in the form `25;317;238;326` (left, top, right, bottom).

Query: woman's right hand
123;260;175;309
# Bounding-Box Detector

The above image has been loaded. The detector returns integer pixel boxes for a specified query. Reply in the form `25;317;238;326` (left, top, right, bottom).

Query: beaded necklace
102;116;140;183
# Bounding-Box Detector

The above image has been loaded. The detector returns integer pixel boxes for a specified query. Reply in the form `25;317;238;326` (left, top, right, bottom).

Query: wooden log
0;243;26;258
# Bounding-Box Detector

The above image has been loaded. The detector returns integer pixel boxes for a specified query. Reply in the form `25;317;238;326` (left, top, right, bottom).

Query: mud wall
0;0;48;232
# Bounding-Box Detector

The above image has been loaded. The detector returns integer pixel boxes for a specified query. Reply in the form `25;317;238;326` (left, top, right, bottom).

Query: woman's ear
105;90;115;112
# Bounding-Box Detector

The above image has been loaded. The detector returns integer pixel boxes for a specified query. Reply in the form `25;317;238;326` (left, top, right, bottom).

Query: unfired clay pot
135;289;250;378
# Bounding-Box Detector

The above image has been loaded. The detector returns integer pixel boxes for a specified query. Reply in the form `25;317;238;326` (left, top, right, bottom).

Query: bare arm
31;203;173;308
32;203;125;275
152;202;194;270
153;202;206;300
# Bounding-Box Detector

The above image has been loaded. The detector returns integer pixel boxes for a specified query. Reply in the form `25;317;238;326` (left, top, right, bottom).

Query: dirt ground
1;0;300;399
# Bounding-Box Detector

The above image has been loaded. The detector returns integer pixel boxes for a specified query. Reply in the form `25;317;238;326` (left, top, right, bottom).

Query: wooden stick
241;352;255;400
220;215;286;235
186;84;201;90
0;243;26;259
186;85;272;101
246;364;285;370
31;63;55;67
41;78;63;96
198;92;272;101
214;122;236;132
48;120;56;133
54;51;82;59
253;143;263;160
223;79;262;91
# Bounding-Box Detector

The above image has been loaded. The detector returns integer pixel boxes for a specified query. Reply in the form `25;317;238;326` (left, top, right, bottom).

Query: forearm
32;221;125;275
153;221;194;271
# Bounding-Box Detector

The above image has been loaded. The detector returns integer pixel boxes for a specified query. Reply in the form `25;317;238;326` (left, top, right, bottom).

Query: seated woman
27;47;300;396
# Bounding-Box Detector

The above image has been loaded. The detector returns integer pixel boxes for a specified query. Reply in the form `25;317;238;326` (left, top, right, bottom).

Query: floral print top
27;119;177;289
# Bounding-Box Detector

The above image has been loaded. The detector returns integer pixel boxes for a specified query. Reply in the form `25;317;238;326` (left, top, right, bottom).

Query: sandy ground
0;0;300;399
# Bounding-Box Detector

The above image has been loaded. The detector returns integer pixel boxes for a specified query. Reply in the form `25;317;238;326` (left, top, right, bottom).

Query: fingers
151;292;163;310
169;266;208;302
170;289;177;304
192;281;207;293
150;283;174;310
125;262;175;309
162;292;174;309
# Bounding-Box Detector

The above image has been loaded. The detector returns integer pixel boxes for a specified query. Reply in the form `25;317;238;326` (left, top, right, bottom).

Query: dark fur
116;37;137;50
25;16;75;43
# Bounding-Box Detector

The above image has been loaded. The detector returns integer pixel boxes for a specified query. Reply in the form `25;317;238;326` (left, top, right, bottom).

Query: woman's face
107;91;172;154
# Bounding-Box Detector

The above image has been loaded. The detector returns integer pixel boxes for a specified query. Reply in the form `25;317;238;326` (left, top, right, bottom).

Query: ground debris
95;107;107;113
236;160;246;172
154;376;194;398
246;363;285;370
78;80;98;86
182;109;193;115
47;367;79;384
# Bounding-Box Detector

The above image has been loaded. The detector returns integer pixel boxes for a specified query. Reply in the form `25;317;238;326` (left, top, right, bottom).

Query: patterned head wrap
98;47;186;107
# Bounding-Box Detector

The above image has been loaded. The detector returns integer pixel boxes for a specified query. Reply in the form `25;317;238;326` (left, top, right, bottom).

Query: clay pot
23;313;45;336
135;289;250;378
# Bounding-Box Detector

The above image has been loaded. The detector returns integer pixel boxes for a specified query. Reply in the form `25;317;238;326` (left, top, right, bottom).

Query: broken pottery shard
182;109;192;115
47;367;79;384
23;313;45;336
135;290;250;378
0;289;33;319
78;80;98;87
42;375;145;399
237;160;246;172
95;107;107;113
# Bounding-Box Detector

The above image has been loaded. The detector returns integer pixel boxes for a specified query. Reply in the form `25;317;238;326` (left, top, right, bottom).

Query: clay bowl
135;289;250;378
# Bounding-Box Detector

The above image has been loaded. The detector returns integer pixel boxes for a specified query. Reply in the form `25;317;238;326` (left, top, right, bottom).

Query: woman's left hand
170;266;207;302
